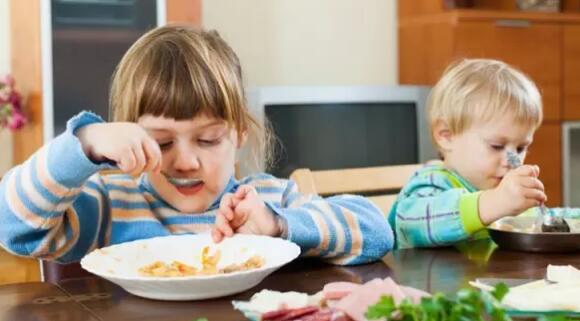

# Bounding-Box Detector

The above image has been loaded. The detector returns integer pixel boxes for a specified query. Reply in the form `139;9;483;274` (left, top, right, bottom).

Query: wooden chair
290;164;422;215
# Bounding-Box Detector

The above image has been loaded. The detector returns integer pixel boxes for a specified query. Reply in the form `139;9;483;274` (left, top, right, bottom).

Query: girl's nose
173;147;200;171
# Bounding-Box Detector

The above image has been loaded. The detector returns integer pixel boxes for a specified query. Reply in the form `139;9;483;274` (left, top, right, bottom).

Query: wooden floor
0;249;41;284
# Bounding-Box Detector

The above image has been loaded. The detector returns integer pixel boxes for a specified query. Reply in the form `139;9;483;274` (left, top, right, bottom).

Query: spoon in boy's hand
506;151;570;233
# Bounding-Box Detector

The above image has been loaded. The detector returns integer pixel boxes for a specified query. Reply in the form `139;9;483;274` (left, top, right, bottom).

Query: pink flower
0;89;9;104
0;74;15;88
0;74;27;132
7;110;26;130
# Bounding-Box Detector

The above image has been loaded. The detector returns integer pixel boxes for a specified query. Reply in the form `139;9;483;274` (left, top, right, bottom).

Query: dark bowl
489;228;580;253
489;216;580;253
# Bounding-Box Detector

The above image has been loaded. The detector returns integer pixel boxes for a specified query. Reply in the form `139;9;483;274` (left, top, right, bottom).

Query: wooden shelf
401;9;580;25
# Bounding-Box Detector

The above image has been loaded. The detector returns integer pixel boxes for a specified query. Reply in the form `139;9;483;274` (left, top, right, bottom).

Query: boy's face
138;114;242;213
437;115;535;191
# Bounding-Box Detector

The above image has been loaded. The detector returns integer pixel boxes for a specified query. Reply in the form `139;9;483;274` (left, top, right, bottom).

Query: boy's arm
394;173;485;248
251;176;393;265
0;112;113;263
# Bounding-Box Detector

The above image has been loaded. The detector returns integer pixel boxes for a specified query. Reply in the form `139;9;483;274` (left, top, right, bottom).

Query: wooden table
2;242;580;321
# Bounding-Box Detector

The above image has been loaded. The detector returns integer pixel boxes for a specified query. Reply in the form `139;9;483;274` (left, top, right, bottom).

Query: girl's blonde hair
109;24;273;172
427;58;543;149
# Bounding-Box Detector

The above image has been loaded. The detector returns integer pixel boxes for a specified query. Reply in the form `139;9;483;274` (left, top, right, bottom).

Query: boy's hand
479;165;547;224
211;185;284;243
76;123;162;176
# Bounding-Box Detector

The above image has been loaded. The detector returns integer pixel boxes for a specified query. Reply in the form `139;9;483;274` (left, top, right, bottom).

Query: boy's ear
433;120;454;152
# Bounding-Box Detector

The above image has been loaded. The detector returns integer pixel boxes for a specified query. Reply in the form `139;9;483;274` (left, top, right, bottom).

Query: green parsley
365;283;511;321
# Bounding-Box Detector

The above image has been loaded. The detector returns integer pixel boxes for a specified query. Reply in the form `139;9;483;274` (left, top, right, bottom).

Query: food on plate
232;277;432;321
547;264;580;283
233;279;513;321
471;264;580;313
490;216;580;234
139;245;264;277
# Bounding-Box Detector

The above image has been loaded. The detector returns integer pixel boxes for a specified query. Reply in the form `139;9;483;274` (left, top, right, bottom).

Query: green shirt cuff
459;191;485;234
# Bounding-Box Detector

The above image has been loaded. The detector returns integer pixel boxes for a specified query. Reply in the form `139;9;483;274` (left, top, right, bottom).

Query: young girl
389;58;551;248
0;25;393;265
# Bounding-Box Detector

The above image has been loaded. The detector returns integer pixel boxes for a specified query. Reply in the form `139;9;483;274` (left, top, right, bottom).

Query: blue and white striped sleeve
251;175;393;265
0;112;113;263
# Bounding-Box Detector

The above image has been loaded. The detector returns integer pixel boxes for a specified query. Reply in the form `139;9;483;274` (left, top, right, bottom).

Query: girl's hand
212;185;284;243
479;165;547;224
76;122;162;176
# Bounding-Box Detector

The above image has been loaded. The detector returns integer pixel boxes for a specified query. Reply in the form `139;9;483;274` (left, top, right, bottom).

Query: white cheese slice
547;264;580;283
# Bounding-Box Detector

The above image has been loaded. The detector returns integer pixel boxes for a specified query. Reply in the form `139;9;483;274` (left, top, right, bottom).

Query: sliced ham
322;282;361;300
400;286;430;304
233;278;429;321
334;278;427;321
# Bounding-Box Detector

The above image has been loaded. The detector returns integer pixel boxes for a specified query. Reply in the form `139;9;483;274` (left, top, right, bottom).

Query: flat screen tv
243;86;436;178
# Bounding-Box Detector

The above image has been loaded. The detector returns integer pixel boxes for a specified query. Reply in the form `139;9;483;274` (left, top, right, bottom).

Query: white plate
80;234;301;301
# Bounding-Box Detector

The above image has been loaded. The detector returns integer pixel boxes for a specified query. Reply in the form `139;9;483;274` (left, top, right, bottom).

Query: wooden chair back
290;164;421;214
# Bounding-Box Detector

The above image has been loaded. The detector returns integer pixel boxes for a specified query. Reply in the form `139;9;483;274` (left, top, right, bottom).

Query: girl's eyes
490;144;504;151
158;141;173;151
197;138;220;146
156;138;221;150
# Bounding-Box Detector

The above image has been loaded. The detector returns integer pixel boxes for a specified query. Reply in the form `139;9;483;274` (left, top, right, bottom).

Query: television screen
266;102;418;177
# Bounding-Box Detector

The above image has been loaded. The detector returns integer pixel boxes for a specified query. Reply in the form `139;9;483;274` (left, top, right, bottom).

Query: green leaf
366;295;396;320
490;283;509;301
364;283;514;321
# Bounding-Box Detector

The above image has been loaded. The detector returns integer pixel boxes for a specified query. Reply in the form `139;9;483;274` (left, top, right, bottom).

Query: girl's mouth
163;173;205;195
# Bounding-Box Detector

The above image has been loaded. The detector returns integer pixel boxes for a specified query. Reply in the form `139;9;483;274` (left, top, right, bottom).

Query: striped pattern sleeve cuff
46;111;115;187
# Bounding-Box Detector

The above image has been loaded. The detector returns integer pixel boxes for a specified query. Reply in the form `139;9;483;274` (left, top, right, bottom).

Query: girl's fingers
119;150;136;173
219;194;236;221
229;206;249;229
214;213;235;237
211;228;224;243
142;139;162;173
234;185;255;201
129;144;146;176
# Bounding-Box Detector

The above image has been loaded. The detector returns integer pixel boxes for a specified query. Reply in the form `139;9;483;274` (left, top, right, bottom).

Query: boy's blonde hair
109;24;273;171
427;58;543;150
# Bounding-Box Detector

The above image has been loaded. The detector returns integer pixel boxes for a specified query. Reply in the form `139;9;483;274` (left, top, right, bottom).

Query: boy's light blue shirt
389;163;580;249
388;163;486;249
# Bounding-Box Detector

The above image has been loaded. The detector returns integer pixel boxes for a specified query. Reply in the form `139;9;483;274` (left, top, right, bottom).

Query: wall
0;0;12;175
202;0;398;86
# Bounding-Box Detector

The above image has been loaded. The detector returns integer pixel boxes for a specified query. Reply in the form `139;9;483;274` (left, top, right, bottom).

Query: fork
506;151;570;233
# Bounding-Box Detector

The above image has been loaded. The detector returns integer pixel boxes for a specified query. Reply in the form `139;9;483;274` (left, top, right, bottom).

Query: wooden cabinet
563;25;580;120
454;21;561;121
399;2;580;206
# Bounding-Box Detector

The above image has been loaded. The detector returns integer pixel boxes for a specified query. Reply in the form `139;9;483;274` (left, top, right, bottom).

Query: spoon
505;151;570;233
162;172;202;187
